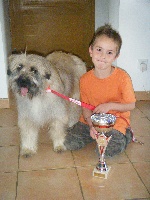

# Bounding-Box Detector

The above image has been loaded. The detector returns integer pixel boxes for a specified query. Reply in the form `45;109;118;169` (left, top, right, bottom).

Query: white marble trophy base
93;166;111;179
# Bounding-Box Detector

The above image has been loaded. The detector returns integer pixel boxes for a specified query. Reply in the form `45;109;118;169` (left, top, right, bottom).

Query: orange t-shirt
79;67;136;134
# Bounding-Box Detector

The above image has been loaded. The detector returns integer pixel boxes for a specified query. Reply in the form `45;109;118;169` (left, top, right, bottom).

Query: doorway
9;0;95;68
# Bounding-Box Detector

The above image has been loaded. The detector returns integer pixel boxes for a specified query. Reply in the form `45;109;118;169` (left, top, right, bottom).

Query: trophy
91;113;116;179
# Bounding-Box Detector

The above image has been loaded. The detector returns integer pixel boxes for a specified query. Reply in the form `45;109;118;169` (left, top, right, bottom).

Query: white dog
8;51;86;157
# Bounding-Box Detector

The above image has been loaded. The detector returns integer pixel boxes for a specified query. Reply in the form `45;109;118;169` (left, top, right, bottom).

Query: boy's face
89;35;119;70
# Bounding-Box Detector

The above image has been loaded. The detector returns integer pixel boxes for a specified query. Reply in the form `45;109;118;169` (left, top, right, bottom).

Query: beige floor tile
133;162;150;193
39;126;52;144
131;107;145;120
17;169;83;200
106;151;130;165
136;101;150;119
0;108;18;127
72;142;97;167
77;163;150;200
0;172;17;200
0;126;19;146
131;103;150;137
0;146;19;172
19;143;75;171
130;116;150;136
125;136;150;162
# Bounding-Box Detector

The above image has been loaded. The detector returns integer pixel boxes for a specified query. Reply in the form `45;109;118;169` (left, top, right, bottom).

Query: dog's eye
7;69;11;75
31;67;38;74
45;73;51;80
17;64;24;71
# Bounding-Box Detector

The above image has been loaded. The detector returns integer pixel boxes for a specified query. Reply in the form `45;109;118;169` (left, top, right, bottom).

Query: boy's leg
64;122;94;150
64;123;133;155
100;129;132;157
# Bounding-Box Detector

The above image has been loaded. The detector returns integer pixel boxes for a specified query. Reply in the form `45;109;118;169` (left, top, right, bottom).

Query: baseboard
0;98;10;108
135;91;150;101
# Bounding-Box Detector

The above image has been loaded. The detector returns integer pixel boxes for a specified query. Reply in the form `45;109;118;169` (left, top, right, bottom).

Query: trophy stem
93;133;112;179
96;154;108;172
93;154;111;179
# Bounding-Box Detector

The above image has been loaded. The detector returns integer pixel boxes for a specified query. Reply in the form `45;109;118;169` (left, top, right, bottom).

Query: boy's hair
89;24;122;56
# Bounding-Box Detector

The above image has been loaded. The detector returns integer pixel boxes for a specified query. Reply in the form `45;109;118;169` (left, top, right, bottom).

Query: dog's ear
7;55;17;75
7;69;12;75
45;73;51;80
7;55;14;76
8;54;16;64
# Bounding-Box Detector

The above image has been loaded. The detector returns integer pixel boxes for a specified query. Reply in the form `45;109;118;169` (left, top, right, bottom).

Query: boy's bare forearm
82;102;135;127
93;102;135;114
108;102;135;112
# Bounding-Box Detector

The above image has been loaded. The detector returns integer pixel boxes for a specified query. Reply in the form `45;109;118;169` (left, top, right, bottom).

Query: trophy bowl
91;113;116;133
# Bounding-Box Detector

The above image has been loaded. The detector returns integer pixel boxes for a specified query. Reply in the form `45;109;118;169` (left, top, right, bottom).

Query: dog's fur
8;51;86;157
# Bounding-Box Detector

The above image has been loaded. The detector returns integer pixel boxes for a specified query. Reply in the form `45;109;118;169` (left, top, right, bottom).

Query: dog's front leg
49;119;67;152
18;118;39;157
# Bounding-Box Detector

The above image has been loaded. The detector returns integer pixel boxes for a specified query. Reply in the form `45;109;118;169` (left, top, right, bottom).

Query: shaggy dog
8;51;86;157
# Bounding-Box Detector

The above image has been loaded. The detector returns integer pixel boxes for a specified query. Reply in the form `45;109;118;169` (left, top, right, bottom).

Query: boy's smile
89;35;119;74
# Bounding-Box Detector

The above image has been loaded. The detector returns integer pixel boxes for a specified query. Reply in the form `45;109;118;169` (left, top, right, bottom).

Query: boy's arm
82;108;93;127
93;102;135;114
82;108;98;139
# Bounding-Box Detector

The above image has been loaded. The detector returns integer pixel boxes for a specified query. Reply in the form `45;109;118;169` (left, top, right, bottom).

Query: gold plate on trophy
93;166;111;179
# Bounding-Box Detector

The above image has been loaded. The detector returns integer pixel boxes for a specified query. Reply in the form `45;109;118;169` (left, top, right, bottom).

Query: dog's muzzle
16;76;38;97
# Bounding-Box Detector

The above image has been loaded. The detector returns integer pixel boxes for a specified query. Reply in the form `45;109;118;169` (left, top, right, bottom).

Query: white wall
108;0;120;30
0;0;11;98
108;0;120;66
117;0;150;91
95;0;109;30
96;0;150;92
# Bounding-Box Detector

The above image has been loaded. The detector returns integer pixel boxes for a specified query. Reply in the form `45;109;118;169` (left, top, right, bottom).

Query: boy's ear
115;53;120;60
89;46;93;57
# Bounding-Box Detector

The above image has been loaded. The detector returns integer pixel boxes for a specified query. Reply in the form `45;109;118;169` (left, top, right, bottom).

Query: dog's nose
17;76;31;88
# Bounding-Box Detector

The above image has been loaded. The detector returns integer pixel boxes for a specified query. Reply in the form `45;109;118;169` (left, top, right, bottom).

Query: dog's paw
54;144;67;153
21;148;36;158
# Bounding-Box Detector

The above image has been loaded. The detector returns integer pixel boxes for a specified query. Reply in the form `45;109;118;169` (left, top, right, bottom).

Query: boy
64;24;136;157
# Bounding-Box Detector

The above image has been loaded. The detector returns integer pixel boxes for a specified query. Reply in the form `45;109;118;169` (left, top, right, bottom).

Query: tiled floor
0;95;150;200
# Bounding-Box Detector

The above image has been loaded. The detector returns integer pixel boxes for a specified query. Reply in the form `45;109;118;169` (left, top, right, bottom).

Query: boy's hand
90;126;98;139
93;103;112;114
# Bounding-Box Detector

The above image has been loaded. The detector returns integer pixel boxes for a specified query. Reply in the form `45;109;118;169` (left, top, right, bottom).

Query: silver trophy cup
91;113;116;179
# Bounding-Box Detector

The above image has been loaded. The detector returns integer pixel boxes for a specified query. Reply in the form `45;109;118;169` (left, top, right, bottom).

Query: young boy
64;24;136;157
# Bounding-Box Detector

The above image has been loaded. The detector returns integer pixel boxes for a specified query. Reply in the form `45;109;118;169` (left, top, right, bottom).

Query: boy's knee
64;122;93;150
104;130;126;157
